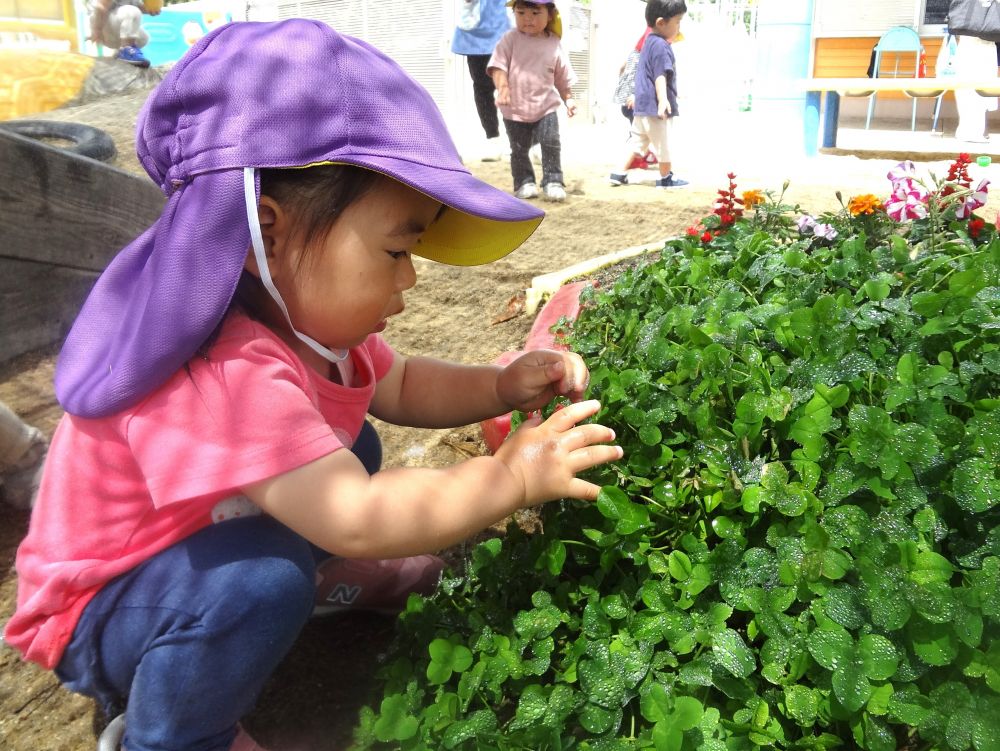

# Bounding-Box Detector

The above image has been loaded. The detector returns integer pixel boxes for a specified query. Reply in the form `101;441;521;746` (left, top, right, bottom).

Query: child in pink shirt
488;0;577;202
4;20;621;751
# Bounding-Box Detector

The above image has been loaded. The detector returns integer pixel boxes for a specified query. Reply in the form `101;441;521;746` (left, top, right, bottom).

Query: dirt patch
2;89;996;750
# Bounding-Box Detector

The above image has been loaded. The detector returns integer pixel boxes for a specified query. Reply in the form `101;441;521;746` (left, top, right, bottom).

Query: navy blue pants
56;423;382;751
503;111;563;190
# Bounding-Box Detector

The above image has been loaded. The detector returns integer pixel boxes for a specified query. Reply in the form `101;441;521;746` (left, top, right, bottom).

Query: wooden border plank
0;128;163;272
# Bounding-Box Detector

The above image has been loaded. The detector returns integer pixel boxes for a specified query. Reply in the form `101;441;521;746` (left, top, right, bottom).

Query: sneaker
97;714;125;751
515;182;539;199
482;136;505;162
609;172;628;186
655;173;689;188
543;183;566;202
116;45;150;68
97;715;269;751
312;555;445;616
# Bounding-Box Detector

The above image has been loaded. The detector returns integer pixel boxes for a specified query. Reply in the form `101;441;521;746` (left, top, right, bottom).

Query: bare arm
560;90;577;118
369;354;506;428
243;400;620;558
492;68;511;106
656;73;670;117
370;349;591;429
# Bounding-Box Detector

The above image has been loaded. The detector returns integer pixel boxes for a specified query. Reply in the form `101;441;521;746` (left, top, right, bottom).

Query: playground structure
0;0;231;120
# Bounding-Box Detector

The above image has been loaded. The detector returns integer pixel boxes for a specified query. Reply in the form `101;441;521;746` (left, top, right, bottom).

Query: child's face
273;177;441;359
514;2;550;37
655;13;683;42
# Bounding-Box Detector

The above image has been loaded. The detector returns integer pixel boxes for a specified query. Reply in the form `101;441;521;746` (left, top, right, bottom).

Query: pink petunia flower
955;179;990;219
885;186;929;221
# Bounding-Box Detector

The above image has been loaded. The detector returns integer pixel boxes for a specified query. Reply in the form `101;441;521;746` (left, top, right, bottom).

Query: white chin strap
243;168;348;364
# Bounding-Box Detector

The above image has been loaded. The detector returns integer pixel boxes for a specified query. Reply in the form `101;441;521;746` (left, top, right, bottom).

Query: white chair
866;26;942;131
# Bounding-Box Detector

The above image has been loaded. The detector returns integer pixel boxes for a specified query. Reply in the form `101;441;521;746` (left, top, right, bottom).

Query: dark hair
195;164;386;358
645;0;687;29
231;164;383;323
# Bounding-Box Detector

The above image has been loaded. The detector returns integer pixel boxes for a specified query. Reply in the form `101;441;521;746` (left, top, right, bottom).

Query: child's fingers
562;423;617;453
567;442;623;475
555;354;590;399
564;477;603;502
543;398;601;429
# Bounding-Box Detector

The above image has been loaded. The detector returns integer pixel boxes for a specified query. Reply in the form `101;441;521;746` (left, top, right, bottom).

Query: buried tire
0;120;117;162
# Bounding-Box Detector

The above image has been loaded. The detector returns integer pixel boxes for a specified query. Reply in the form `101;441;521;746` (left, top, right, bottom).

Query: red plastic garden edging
479;281;590;453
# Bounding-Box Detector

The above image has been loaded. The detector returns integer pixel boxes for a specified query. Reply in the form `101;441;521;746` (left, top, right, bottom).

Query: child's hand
495;85;511;107
565;98;577;118
658;100;671;118
495;399;621;505
497;349;590;411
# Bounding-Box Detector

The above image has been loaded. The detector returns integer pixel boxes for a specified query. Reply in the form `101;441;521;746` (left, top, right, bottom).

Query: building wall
259;0;594;135
809;0;997;126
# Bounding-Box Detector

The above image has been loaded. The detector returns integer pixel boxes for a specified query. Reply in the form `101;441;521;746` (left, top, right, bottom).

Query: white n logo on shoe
325;584;362;605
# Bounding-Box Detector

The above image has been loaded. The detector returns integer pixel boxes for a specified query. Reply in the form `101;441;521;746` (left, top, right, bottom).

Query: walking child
4;20;621;751
452;0;512;161
609;0;689;189
87;0;161;67
488;0;578;202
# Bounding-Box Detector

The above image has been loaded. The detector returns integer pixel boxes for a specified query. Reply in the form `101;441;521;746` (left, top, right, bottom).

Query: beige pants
627;114;673;164
0;401;46;510
99;4;150;49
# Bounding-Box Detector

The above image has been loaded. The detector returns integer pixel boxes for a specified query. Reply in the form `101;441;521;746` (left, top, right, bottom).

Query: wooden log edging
0;128;164;362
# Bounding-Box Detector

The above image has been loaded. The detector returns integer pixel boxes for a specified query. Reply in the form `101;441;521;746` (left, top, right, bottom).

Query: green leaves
712;628;756;679
807;626;899;711
427;638;474;684
359;183;1000;751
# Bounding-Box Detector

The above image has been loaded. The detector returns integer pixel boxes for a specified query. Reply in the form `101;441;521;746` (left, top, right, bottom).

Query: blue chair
866;26;941;131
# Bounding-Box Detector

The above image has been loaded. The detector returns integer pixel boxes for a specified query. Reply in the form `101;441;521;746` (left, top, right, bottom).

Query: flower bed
355;157;1000;750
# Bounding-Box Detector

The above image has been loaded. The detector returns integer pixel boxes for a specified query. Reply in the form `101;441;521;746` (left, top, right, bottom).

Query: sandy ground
3;85;1000;750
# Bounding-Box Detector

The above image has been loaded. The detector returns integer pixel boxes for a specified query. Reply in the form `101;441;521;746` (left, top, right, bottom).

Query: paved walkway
452;106;1000;195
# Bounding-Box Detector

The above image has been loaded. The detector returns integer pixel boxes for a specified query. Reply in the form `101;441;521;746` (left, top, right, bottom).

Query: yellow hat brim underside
505;0;563;38
418;206;542;267
284;161;544;267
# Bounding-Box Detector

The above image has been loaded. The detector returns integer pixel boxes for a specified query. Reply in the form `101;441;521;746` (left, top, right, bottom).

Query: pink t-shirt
488;29;577;123
5;313;395;669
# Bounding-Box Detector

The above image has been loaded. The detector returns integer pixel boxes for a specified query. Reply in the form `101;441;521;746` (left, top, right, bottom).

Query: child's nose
398;255;417;291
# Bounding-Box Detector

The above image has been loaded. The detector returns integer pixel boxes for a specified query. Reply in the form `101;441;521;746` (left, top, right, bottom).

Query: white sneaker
543;183;566;202
515;182;539;199
482;137;505;162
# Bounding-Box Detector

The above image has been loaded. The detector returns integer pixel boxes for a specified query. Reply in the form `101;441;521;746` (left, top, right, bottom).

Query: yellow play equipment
0;0;96;120
0;0;81;51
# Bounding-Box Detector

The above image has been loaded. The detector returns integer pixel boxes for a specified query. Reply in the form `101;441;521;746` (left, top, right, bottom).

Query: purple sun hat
55;19;544;418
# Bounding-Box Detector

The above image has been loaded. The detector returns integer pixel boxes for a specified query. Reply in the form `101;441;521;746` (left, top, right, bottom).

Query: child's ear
244;195;288;278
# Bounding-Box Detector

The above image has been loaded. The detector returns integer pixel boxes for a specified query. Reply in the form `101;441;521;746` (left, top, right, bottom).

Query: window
924;0;948;25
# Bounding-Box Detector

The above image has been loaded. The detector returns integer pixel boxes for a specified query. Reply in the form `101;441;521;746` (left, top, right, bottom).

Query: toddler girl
4;20;620;751
488;0;578;202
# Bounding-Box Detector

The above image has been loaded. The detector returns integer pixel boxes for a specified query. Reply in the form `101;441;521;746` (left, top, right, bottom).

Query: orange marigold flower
848;194;883;216
742;189;765;208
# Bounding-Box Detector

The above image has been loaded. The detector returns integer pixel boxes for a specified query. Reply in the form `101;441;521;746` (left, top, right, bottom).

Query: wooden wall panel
813;36;946;100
